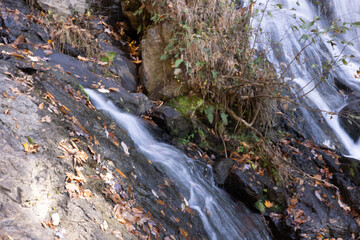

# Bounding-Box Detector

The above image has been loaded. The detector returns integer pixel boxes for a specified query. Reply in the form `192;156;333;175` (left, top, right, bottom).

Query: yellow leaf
38;102;44;109
116;168;127;179
264;200;274;208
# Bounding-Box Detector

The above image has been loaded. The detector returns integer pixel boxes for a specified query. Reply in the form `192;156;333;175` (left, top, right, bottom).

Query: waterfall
85;89;271;240
249;0;360;157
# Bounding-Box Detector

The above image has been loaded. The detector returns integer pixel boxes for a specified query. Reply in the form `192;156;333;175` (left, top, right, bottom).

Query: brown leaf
41;115;51;123
156;200;165;206
38;102;44;109
23;142;39;154
9;52;26;59
109;132;119;147
116;168;127;179
108;87;120;92
82;189;93;198
179;227;188;239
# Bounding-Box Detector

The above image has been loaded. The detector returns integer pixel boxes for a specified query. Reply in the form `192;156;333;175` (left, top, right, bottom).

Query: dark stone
90;0;123;26
109;89;154;115
98;33;138;92
213;158;234;185
151;105;192;139
339;100;360;141
225;167;264;205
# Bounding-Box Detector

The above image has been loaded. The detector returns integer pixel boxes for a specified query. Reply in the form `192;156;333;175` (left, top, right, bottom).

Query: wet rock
98;34;138;92
225;167;264;205
333;156;360;210
278;137;360;239
0;3;48;45
339;100;360;141
109;89;154;115
140;24;187;99
213;158;234;185
151;105;192;138
36;0;89;16
91;0;122;25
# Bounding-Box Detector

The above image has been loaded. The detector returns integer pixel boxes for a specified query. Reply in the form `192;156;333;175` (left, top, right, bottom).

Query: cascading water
249;0;360;157
85;89;271;240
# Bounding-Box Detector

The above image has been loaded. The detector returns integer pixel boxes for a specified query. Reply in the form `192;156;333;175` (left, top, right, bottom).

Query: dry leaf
116;168;127;179
38;102;44;109
23;142;39;154
100;220;108;231
41;115;51;123
97;88;110;93
264;200;274;208
179;227;188;239
82;189;93;198
314;190;323;202
108;87;120;92
121;141;130;156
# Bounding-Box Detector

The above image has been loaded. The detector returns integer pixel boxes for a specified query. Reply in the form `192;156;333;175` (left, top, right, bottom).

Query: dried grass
149;0;282;131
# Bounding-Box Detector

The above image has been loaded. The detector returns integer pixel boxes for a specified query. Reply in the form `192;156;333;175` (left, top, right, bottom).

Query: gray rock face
36;0;89;16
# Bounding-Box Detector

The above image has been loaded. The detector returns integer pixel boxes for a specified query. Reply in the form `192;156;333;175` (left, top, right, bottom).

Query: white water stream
250;0;360;157
85;89;271;239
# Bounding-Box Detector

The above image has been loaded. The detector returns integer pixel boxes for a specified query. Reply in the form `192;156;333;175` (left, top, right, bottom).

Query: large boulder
151;105;192;138
339;100;360;142
36;0;89;16
140;24;187;100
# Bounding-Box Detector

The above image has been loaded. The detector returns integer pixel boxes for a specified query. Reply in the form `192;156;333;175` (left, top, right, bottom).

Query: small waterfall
250;0;360;157
85;89;271;240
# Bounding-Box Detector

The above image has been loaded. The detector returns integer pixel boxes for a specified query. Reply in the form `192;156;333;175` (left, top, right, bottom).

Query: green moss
79;84;89;100
170;95;204;117
254;199;265;213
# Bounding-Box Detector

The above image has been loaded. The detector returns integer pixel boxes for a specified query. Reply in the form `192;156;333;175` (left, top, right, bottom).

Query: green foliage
100;52;117;63
26;136;34;144
255;199;266;213
170;95;204;117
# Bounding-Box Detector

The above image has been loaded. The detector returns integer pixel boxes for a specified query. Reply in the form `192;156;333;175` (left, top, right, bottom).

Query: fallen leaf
51;213;60;226
82;189;93;198
108;87;120;92
98;88;110;93
4;108;9;115
264;200;274;208
121;141;130;156
38;102;44;109
116;168;128;179
179;227;188;239
100;220;108;231
315;190;323;201
23;142;39;154
28;55;39;61
41;115;51;123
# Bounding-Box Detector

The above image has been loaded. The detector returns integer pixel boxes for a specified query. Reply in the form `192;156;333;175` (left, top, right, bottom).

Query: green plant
100;52;117;64
255;199;266;213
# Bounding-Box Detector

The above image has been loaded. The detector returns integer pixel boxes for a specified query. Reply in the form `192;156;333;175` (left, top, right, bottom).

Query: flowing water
248;0;360;157
85;89;271;240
